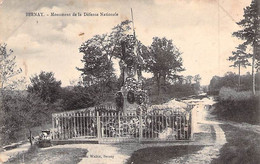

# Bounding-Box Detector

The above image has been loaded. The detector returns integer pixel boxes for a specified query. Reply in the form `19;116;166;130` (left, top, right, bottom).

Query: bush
213;94;260;124
219;87;259;101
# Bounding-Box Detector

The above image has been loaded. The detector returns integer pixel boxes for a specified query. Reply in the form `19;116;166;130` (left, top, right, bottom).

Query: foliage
0;44;28;145
60;86;97;111
213;96;260;124
78;34;115;85
229;44;251;68
147;37;184;94
0;44;23;92
0;91;49;145
144;77;196;105
233;0;260;53
232;0;260;94
28;71;62;103
218;87;258;101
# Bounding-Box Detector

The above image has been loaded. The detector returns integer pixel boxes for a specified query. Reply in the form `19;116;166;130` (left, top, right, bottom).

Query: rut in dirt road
168;97;227;164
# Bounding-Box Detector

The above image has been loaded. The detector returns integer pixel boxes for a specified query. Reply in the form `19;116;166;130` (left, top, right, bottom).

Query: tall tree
229;44;251;88
147;37;184;95
232;0;260;95
28;71;62;103
0;44;22;94
0;44;23;144
193;74;202;93
78;34;116;102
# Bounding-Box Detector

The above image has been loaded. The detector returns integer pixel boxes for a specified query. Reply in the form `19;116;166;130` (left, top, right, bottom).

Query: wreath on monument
135;92;145;105
127;90;135;104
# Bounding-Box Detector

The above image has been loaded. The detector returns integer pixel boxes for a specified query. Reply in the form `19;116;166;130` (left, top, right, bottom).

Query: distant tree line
208;72;260;95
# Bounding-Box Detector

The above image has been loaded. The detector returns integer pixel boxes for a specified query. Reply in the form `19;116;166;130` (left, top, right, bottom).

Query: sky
0;0;252;86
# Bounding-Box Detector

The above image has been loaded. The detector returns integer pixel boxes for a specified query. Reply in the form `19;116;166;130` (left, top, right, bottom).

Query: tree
0;44;22;95
77;34;116;102
186;75;193;84
229;44;251;88
60;86;97;111
1;91;48;145
194;74;202;84
0;44;24;145
232;0;260;95
147;37;184;95
78;34;115;85
193;74;202;93
28;71;62;103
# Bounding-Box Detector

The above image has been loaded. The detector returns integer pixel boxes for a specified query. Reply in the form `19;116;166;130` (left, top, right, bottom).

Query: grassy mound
211;124;260;164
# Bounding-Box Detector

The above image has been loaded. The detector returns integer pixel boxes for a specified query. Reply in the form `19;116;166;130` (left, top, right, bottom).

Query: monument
115;11;149;114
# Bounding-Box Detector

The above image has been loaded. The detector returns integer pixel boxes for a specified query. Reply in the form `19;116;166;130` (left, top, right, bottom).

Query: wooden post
64;113;68;139
73;113;76;137
97;111;101;143
118;112;121;138
83;113;85;137
139;109;143;143
190;111;194;140
52;114;55;140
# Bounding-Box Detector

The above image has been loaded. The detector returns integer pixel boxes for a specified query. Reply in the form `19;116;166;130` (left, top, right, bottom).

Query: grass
211;124;260;164
6;145;88;164
126;145;203;164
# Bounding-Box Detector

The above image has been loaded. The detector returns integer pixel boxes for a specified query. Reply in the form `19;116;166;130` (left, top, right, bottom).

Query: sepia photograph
0;0;259;163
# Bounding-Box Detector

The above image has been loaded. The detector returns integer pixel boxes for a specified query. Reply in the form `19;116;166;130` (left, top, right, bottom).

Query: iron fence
52;108;193;143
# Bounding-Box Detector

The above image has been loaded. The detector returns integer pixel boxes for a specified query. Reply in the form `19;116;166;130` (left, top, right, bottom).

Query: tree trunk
252;44;256;95
156;74;161;95
238;62;241;91
100;80;104;102
163;74;166;85
29;129;33;146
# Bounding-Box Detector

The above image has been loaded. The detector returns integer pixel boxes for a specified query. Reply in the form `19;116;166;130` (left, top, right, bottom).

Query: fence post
139;109;143;143
97;111;101;143
190;111;194;140
52;114;55;140
118;112;121;138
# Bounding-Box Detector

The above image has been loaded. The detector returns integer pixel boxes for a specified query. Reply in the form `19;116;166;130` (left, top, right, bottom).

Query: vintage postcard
0;0;259;163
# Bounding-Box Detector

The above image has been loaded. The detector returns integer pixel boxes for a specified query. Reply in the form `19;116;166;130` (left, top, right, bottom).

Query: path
0;143;31;163
167;97;227;163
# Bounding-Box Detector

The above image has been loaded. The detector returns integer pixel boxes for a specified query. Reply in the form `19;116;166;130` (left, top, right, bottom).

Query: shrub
219;87;259;101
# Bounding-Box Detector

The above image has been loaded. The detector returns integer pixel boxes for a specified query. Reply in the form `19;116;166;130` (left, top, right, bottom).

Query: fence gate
52;108;193;143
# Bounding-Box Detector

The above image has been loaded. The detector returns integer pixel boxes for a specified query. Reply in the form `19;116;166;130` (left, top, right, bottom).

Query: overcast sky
0;0;252;86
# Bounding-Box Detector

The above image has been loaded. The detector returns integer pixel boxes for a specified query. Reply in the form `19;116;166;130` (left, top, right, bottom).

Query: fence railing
52;109;192;143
